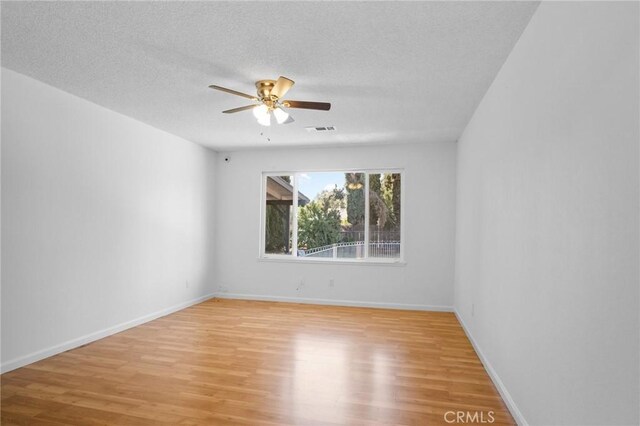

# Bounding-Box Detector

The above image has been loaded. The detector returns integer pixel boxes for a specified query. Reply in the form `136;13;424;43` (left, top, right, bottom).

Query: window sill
257;256;407;267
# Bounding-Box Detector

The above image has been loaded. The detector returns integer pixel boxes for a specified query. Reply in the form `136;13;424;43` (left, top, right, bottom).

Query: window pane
264;175;294;255
369;172;401;259
296;172;365;259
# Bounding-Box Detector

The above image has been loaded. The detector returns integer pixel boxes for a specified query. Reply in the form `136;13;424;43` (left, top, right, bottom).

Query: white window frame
259;169;405;265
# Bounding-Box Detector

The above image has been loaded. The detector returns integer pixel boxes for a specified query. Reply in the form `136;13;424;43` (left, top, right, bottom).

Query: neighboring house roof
266;176;310;206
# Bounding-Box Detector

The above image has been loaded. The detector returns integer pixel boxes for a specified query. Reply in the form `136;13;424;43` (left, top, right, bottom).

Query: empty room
1;1;638;425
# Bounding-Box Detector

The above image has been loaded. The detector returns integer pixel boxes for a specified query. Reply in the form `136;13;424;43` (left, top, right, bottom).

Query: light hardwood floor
1;299;514;425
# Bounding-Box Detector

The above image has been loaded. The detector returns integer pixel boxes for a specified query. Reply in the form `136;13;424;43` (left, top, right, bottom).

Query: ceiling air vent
305;126;336;132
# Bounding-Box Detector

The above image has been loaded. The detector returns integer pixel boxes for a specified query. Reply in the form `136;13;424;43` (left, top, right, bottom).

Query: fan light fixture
272;107;289;125
252;104;271;126
209;76;331;128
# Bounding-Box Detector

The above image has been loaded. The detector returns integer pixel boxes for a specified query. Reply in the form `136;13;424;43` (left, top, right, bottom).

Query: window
264;175;295;255
261;170;403;262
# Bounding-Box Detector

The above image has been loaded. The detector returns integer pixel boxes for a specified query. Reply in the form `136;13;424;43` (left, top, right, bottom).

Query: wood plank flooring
1;299;514;425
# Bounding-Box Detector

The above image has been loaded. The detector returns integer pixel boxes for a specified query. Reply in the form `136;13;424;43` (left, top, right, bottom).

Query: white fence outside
298;241;400;259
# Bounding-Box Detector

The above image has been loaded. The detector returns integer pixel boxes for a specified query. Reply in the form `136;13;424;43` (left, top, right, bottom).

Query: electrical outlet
329;278;335;288
296;278;305;291
185;281;189;288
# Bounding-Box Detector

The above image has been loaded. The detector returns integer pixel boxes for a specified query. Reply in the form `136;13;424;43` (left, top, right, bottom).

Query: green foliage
369;174;381;226
390;173;401;228
379;173;401;229
346;188;364;226
383;174;394;207
265;204;290;253
370;173;402;231
345;173;365;228
297;202;341;249
316;185;345;212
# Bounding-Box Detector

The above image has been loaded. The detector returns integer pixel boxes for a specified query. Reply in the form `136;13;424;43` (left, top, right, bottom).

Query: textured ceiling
2;1;538;150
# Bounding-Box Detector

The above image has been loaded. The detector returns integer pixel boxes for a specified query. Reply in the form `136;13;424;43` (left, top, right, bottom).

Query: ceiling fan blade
283;115;295;124
223;105;258;114
282;100;331;111
209;85;257;100
271;76;295;99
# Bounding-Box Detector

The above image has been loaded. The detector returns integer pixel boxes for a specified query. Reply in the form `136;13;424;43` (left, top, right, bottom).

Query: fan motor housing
255;80;278;101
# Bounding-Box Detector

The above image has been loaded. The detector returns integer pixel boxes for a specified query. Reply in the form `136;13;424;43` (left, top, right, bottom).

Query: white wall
1;69;217;371
455;3;639;425
214;143;456;309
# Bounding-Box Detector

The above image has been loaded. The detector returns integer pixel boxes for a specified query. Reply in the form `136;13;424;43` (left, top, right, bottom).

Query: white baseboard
216;292;453;312
1;293;217;374
454;310;528;426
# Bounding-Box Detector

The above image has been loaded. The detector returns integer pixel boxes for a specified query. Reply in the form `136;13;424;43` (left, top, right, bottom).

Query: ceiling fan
209;76;331;126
